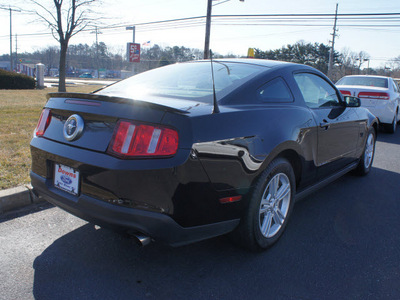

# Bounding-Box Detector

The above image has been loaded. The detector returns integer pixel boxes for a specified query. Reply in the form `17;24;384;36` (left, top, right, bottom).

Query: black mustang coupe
30;59;378;250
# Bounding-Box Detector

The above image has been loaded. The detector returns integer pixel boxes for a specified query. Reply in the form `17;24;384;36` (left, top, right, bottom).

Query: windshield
96;61;265;103
336;76;388;88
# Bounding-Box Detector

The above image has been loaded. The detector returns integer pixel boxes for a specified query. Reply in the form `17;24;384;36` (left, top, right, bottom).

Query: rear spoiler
46;92;189;115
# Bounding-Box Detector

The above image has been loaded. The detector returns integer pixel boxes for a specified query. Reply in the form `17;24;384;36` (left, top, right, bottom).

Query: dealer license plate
54;163;80;195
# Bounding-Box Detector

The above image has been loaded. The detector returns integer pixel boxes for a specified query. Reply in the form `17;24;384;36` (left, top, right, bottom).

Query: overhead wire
0;13;399;40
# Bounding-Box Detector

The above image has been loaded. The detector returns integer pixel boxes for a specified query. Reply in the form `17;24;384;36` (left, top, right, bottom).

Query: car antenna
210;49;220;114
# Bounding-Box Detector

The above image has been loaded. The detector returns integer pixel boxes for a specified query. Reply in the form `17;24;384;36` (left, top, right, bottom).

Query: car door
293;72;361;179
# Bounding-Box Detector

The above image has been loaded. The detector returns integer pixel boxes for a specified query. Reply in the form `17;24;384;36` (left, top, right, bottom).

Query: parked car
79;72;93;78
30;59;378;251
336;75;400;133
66;71;78;77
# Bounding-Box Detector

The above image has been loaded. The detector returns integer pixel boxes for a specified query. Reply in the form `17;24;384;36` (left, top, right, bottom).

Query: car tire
397;109;400;125
355;128;376;176
232;158;295;251
385;114;397;133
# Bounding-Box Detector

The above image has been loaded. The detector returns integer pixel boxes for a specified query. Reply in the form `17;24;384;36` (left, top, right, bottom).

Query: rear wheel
355;128;376;176
233;158;295;251
397;109;400;125
385;114;397;133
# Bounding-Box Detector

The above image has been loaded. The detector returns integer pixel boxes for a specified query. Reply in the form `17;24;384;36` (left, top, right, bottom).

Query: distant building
0;61;11;71
17;64;36;77
0;61;37;77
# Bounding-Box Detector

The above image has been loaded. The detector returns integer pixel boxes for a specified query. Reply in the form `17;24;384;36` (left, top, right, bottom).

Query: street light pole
126;26;136;75
364;58;370;75
126;26;135;44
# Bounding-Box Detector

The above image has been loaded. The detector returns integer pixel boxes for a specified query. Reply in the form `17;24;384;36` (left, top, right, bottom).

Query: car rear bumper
31;171;239;246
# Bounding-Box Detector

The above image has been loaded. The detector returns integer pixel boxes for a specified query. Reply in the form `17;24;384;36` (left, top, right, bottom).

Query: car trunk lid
40;93;190;153
337;85;389;108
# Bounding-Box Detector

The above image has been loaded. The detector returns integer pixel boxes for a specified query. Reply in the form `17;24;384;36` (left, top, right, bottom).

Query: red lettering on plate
57;166;77;178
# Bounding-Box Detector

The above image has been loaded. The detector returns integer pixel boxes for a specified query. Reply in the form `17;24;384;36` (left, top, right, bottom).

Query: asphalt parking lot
1;129;400;300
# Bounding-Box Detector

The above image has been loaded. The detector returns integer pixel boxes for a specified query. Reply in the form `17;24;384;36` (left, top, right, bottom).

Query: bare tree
338;48;369;76
355;51;370;74
391;56;400;78
28;0;98;92
394;56;400;69
42;46;60;75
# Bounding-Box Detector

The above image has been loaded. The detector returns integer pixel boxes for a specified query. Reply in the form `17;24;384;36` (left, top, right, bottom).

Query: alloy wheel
364;132;375;169
259;173;291;238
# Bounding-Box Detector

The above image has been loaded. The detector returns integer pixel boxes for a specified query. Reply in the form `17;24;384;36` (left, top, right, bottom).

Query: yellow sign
247;48;255;58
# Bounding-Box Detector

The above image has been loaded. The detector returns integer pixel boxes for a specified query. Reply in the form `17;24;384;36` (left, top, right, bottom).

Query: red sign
128;43;140;63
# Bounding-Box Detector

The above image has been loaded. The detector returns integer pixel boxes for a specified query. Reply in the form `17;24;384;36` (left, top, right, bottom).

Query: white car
336;75;400;133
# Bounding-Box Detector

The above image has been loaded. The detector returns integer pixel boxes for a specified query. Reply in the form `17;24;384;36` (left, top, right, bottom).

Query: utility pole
204;0;212;59
90;26;103;78
15;34;18;72
10;7;13;71
328;3;339;80
203;0;244;60
0;6;21;72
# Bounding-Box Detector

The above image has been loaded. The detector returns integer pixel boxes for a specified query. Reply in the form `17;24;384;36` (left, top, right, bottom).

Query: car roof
194;58;295;69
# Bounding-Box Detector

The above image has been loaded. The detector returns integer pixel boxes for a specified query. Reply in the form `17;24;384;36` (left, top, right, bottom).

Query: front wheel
355;128;376;176
232;158;295;251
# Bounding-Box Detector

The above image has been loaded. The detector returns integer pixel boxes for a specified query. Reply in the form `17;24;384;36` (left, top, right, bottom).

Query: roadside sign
247;48;255;58
127;43;140;63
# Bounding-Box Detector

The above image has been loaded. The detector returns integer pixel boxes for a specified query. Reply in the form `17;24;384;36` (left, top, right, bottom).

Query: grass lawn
0;84;105;190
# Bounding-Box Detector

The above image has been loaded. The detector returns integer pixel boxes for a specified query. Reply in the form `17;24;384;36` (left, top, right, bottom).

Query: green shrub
0;69;36;89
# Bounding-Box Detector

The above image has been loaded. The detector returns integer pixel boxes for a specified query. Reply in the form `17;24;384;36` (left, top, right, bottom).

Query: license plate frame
54;163;80;195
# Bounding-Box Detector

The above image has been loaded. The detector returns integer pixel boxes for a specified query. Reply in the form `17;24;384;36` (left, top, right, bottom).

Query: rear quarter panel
163;104;318;194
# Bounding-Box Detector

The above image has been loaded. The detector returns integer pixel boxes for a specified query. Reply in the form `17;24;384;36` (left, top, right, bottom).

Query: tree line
8;0;398;91
254;41;400;80
0;43;204;76
1;41;399;80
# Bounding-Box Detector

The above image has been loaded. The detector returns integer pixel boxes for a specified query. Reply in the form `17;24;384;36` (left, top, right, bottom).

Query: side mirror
344;96;361;107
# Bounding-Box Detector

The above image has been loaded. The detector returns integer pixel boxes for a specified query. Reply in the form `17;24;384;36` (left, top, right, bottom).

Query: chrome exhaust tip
132;234;152;247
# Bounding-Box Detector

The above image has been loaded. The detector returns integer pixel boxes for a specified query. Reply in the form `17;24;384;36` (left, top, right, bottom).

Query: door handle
320;119;330;129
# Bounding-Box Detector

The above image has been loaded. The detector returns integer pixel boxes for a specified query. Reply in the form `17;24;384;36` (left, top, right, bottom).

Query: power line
0;12;399;42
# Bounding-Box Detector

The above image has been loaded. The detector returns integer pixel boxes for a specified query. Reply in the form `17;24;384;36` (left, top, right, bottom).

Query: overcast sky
0;0;399;68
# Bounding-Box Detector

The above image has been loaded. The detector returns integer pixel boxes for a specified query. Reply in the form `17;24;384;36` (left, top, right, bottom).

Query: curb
0;184;44;215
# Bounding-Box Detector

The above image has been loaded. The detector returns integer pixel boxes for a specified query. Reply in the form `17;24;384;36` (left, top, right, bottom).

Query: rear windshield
336;76;388;88
96;61;265;102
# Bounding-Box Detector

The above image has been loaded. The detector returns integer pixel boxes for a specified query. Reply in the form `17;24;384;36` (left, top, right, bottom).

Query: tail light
358;92;390;100
34;108;51;137
108;120;179;158
339;90;351;96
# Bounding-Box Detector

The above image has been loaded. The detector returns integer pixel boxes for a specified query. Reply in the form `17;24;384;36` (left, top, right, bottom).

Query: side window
391;80;399;93
294;73;340;108
258;77;293;102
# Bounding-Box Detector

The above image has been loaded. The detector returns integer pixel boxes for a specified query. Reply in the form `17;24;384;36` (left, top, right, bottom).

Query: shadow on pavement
33;167;400;300
376;128;400;146
0;202;54;224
